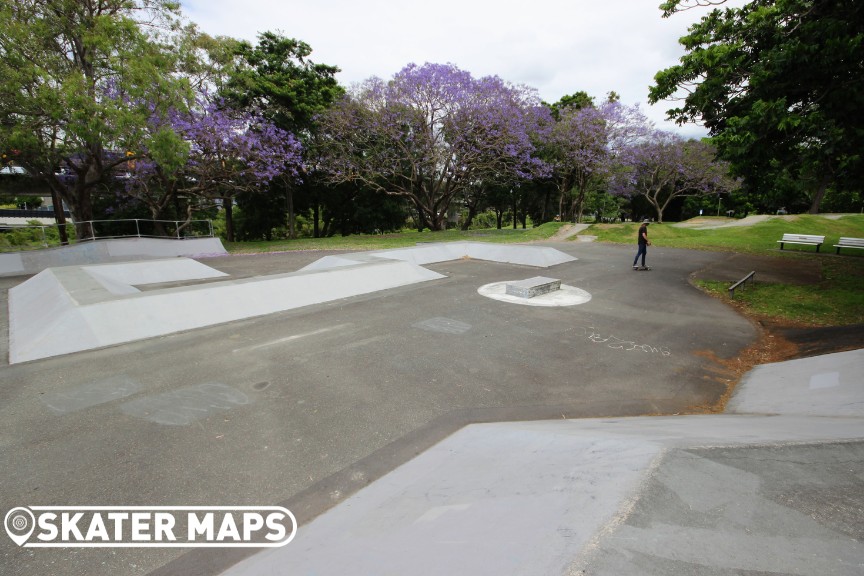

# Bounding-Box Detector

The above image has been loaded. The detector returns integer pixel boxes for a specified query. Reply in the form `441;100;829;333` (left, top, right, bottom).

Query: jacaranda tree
611;131;738;222
126;95;303;241
546;100;651;223
317;63;548;231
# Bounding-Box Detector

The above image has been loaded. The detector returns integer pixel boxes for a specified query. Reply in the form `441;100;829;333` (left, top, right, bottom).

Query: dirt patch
688;317;864;414
686;251;863;413
692;252;822;285
686;324;801;414
775;322;864;357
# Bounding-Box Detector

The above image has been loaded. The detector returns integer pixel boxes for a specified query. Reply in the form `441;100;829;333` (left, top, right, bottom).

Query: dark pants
633;243;647;267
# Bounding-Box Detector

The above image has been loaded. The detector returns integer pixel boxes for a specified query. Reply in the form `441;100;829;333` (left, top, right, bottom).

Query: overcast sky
180;1;738;138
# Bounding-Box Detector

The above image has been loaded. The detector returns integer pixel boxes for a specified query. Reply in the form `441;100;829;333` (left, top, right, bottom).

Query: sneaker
632;265;638;270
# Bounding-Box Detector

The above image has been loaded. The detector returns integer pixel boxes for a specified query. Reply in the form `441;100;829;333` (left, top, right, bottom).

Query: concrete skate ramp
726;348;864;417
300;242;576;272
0;237;227;277
8;258;444;363
223;349;864;576
8;243;575;363
82;259;229;294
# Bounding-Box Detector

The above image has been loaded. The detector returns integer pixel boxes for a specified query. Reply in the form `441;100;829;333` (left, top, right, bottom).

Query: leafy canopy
650;0;864;213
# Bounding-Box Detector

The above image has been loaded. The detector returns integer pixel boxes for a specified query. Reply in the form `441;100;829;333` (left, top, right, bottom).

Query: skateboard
632;266;651;271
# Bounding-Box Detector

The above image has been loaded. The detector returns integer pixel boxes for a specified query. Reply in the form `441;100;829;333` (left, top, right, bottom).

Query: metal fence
0;219;214;252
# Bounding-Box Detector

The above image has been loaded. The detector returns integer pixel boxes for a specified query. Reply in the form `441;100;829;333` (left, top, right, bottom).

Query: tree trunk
48;184;69;245
71;183;95;241
313;202;320;238
461;199;480;231
286;187;296;239
224;198;235;242
809;173;830;214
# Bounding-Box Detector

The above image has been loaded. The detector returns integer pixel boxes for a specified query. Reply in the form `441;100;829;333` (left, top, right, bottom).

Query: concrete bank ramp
222;349;864;576
7;243;577;363
8;242;576;363
0;237;227;277
301;241;577;271
8;258;443;364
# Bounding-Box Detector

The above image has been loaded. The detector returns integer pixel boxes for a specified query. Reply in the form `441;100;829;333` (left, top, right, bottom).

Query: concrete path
547;223;591;241
221;349;864;576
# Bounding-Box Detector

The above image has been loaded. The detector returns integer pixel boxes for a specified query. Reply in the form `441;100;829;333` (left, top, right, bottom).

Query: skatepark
0;236;861;575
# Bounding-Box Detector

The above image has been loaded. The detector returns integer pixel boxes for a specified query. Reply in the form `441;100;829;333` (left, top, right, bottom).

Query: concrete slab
8;259;444;363
221;415;864;576
220;349;864;576
727;348;864;417
0;237;227;277
301;242;577;271
8;243;576;363
82;258;228;288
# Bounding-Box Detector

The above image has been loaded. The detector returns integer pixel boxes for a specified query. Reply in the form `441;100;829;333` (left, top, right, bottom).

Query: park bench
834;237;864;255
777;233;825;252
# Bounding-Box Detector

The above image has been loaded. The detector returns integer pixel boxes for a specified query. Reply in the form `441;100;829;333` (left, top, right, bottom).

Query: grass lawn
224;221;569;253
582;214;864;254
695;257;864;326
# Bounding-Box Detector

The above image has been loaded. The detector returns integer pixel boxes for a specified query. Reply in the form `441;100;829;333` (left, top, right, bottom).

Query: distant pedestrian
632;219;651;270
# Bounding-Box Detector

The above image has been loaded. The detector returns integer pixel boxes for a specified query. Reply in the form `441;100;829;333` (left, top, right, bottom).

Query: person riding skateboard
633;219;651;270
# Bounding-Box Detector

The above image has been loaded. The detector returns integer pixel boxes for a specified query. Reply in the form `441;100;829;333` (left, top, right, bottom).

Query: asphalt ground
0;242;757;575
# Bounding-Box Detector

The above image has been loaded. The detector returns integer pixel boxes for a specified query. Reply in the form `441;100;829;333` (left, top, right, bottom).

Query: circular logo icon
4;507;35;546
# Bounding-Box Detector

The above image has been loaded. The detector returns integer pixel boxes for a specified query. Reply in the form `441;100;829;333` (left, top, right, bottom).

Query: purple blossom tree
128;96;303;240
316;63;548;231
546;101;650;223
611;130;738;222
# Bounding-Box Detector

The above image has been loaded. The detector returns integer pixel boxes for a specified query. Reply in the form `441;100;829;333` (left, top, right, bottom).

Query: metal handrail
729;271;756;299
74;218;214;241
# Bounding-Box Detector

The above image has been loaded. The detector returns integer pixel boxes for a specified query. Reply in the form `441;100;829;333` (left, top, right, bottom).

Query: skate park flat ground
0;241;861;575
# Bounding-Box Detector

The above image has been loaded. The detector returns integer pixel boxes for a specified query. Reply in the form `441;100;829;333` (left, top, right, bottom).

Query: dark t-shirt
637;225;649;245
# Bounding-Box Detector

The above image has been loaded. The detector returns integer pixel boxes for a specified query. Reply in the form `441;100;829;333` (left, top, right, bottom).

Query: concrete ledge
505;276;561;298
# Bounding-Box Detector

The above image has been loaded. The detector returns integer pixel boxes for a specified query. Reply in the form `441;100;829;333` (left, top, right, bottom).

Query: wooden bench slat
835;237;864;254
778;233;824;252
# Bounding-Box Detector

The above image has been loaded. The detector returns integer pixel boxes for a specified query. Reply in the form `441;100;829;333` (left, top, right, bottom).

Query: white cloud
180;0;741;138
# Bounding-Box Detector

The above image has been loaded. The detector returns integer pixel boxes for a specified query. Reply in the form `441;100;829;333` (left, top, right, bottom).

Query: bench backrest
837;237;864;247
781;233;825;243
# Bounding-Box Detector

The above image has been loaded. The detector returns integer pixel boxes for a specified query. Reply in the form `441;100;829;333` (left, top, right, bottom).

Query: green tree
0;0;188;242
225;32;343;239
650;0;864;214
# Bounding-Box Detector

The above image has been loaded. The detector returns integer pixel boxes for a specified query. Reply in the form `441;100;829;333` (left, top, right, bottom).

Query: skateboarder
633;219;651;270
